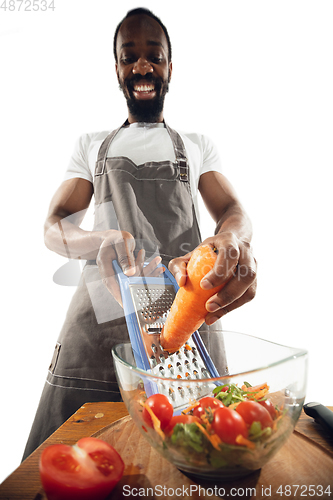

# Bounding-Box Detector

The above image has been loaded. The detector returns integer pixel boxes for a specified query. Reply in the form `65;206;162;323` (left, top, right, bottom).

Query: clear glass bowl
112;330;308;479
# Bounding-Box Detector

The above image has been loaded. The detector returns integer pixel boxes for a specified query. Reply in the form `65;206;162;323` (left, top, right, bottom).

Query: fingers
205;279;257;325
134;248;146;276
192;233;257;323
97;231;137;305
200;233;239;290
168;253;191;287
206;251;257;312
96;237;123;306
142;255;164;277
114;231;136;275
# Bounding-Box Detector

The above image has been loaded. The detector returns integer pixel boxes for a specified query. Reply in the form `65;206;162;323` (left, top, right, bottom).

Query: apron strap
95;121;189;181
164;122;189;182
95;122;126;176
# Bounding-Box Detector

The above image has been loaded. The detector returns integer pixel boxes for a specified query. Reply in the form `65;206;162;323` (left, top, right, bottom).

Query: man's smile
132;81;157;100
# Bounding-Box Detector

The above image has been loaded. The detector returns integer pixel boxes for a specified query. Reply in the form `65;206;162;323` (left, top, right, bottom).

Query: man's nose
132;57;153;75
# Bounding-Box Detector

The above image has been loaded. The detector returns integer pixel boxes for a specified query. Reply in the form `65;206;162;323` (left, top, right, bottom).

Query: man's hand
168;232;257;324
96;230;164;306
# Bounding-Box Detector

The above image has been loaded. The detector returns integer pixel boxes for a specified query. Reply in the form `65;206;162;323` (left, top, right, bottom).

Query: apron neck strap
96;120;188;173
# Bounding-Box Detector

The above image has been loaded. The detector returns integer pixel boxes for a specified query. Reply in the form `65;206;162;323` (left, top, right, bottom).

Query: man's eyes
120;57;135;64
120;54;164;64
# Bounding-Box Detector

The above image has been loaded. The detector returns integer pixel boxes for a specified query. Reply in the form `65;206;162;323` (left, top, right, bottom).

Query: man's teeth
134;84;155;92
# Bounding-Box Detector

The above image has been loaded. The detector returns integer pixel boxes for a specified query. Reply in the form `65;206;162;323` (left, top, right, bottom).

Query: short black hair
113;7;172;63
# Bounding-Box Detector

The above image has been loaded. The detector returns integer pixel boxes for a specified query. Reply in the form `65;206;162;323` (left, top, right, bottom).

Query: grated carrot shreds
182;400;200;414
200;415;212;433
194;422;221;450
235;434;256;449
229;402;241;410
242;382;269;393
210;433;222;449
139;400;165;439
252;388;269;400
272;411;284;431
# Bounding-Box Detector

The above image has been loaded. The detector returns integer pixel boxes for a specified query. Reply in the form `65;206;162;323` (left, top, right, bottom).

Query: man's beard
119;74;169;123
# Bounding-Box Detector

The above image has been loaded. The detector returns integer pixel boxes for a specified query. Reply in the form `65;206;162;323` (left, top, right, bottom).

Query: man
22;7;256;460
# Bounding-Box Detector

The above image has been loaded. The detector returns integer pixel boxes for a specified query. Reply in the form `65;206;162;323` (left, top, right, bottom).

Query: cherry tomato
142;393;173;430
39;437;124;500
164;415;201;435
236;400;274;429
192;396;224;418
212;407;248;445
257;398;277;420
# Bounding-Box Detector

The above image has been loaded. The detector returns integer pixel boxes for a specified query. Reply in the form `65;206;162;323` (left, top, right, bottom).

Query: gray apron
22;121;203;459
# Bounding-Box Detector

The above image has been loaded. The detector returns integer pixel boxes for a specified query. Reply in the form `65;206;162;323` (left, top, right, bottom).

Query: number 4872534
276;484;331;496
0;0;55;11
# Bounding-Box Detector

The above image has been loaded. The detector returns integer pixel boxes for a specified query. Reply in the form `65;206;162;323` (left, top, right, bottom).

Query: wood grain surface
0;403;332;500
93;415;333;500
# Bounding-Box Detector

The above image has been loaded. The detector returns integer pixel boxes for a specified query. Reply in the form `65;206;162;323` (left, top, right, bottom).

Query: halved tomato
39;437;124;500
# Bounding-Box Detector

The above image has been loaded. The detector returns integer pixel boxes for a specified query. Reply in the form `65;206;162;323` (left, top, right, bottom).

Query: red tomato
164;415;201;435
236;400;274;429
142;393;173;430
39;437;124;500
212;407;248;445
192;396;224;418
257;398;277;419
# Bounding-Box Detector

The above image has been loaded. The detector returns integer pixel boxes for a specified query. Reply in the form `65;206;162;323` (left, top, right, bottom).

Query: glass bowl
112;330;308;480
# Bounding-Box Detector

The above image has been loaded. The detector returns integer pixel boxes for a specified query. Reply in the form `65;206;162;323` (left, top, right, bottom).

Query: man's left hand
168;232;257;324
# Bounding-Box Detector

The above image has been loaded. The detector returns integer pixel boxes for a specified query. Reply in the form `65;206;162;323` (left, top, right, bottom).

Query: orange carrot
160;244;228;353
241;382;269;393
235;434;256;449
194;422;221;450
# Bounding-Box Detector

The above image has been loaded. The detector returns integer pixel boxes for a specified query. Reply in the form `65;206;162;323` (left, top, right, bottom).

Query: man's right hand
96;230;164;306
44;178;164;307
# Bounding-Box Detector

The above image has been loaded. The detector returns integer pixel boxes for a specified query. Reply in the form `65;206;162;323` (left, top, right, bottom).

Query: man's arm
44;178;162;304
169;171;257;323
44;177;105;260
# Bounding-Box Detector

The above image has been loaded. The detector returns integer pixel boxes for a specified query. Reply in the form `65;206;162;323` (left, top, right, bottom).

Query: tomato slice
39;437;124;500
212;407;248;445
192;396;224;418
236;400;274;429
142;393;173;430
164;414;201;435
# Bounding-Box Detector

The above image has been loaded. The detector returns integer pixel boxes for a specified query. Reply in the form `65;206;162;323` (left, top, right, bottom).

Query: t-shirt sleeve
200;135;223;176
63;134;93;183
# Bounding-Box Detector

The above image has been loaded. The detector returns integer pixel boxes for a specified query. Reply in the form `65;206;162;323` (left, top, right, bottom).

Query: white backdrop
1;0;332;484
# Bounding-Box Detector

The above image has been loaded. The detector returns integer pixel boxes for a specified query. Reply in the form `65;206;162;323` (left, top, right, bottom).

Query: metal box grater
113;260;221;411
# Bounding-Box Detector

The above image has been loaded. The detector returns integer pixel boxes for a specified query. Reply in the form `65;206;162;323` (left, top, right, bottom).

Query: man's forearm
44;216;106;261
215;202;253;245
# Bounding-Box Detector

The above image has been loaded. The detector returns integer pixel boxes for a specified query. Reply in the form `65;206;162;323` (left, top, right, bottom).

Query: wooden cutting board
92;416;333;500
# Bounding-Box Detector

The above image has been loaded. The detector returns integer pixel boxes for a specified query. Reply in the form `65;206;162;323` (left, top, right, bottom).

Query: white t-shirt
64;122;223;225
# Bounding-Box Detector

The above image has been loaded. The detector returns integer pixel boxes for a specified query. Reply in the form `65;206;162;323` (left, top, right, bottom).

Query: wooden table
1;403;332;499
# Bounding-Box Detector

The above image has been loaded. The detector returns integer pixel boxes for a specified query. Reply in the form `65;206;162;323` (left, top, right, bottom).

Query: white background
1;0;332;484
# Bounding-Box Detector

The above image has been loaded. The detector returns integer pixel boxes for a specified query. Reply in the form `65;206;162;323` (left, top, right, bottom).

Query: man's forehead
117;14;168;52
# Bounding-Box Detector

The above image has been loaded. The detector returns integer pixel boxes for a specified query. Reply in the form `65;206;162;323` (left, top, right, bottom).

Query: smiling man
22;8;257;460
115;11;172;122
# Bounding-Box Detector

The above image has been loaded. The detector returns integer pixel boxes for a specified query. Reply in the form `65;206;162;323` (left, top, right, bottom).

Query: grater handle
113;259;220;380
112;259;150;370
